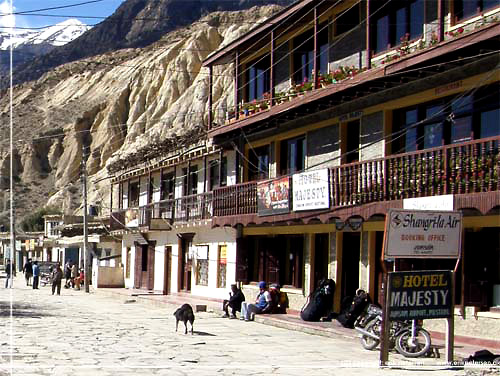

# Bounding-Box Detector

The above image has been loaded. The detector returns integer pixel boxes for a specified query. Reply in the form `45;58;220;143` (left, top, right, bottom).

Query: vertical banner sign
388;270;453;320
257;177;290;216
292;168;330;211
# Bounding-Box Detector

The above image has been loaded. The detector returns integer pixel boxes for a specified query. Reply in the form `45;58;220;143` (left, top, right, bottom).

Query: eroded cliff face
0;6;281;222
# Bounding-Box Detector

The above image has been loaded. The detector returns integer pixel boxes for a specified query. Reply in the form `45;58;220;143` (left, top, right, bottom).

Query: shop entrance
463;228;499;310
179;236;192;292
314;233;329;289
341;232;360;301
163;246;171;295
134;243;155;290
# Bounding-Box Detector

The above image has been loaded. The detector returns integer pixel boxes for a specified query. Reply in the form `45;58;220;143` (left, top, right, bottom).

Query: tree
20;206;61;232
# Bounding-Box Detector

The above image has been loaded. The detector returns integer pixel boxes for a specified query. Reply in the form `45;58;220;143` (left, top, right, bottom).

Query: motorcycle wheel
360;320;380;351
395;328;431;358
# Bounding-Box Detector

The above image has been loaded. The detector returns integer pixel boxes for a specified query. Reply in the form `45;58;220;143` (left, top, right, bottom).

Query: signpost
257;177;290;216
380;209;462;365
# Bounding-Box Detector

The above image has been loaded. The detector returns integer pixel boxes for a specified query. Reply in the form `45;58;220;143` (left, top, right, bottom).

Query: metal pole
82;145;90;293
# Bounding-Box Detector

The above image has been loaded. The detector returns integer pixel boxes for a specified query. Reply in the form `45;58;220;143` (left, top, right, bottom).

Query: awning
56;235;101;246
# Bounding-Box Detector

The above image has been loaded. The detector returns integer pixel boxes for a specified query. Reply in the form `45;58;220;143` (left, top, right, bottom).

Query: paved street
0;276;474;375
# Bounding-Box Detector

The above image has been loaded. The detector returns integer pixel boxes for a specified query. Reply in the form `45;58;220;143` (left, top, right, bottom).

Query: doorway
341;232;361;301
314;233;329;289
163;246;171;295
179;237;192;292
134;243;155;290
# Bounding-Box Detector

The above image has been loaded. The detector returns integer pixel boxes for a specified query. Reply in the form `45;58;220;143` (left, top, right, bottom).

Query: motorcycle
354;304;431;358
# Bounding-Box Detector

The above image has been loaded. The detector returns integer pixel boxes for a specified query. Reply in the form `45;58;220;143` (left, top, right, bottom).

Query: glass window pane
483;0;498;11
395;7;407;44
376;15;389;53
451;116;472;143
410;0;424;39
404;109;418;152
426;104;443;119
249;68;256;101
424;123;443;149
452;95;473;114
480;108;500;138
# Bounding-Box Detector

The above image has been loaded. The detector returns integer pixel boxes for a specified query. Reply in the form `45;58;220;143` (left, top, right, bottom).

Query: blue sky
1;0;125;29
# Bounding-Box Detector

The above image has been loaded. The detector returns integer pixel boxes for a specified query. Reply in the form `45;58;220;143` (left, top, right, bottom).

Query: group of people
64;260;84;290
22;259;40;289
221;281;289;321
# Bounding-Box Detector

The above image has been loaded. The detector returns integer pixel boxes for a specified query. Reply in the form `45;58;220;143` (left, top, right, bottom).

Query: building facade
108;0;499;337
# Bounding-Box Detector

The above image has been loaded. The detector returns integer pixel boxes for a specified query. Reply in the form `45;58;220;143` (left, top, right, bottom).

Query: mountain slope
5;0;295;87
0;5;284;227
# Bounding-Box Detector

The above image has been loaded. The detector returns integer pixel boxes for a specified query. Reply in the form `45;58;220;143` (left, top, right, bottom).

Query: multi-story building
109;140;239;298
109;0;499;340
202;0;500;317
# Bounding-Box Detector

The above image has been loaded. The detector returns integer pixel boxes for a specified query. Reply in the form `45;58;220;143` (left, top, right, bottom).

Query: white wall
122;181;129;209
139;176;148;206
154;245;165;291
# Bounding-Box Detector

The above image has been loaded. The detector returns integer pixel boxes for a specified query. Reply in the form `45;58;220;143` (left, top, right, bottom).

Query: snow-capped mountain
0;19;91;50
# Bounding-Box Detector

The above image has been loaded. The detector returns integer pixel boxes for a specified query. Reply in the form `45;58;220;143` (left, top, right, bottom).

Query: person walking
51;262;63;295
32;261;40;289
5;259;13;288
23;258;33;286
71;262;78;288
64;260;71;288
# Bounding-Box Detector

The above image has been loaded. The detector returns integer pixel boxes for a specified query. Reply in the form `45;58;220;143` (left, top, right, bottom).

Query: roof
202;0;315;67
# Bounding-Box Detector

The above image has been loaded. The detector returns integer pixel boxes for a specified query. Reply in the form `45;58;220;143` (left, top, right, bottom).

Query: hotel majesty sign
292;169;330;211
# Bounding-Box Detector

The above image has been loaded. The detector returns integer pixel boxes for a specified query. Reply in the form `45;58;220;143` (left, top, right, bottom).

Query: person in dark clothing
23;259;33;286
51;262;63;295
222;284;245;319
32;261;40;289
5;259;13;288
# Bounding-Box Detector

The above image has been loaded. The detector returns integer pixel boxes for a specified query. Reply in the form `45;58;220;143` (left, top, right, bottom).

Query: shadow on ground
0;301;53;318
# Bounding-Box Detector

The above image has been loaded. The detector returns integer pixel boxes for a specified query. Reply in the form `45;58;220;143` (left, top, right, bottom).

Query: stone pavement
0;276;494;376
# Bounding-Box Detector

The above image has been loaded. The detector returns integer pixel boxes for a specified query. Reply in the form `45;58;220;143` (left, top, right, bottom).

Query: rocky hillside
4;0;294;88
0;5;284;228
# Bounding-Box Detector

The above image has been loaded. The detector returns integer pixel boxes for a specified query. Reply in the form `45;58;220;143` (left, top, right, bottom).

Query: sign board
257;177;290;216
384;209;462;258
403;194;454;211
15;240;21;251
388;270;453;320
292;169;330;211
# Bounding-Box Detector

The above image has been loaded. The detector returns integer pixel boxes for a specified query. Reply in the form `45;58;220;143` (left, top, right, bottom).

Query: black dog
173;304;195;334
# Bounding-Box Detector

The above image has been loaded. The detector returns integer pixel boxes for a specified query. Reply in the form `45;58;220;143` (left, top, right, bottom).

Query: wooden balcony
213;136;500;218
110;192;214;232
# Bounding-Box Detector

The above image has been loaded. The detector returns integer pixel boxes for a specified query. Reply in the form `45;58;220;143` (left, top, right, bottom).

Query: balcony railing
213;136;500;216
110;192;214;231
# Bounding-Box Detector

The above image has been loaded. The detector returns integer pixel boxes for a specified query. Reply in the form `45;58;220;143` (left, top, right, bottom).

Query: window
373;0;424;54
129;180;140;207
453;1;498;22
293;24;329;83
217;245;227;289
345;120;360;163
248;145;270;181
209;157;227;190
335;5;359;36
247;55;270;102
196;246;209;286
280;136;306;175
393;84;499;153
160;172;175;200
182;165;198;195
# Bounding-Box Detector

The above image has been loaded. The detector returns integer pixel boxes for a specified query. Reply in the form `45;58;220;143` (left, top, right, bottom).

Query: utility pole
82;145;90;293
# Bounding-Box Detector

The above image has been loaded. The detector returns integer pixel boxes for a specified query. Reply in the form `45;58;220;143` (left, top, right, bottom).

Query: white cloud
0;1;15;29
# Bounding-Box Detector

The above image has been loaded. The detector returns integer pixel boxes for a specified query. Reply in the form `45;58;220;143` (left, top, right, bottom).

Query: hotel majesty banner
292;169;330;211
388;270;453;320
257;177;290;216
